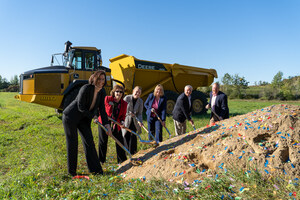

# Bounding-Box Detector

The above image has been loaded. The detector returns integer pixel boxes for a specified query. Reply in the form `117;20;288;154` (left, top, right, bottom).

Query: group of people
62;70;229;176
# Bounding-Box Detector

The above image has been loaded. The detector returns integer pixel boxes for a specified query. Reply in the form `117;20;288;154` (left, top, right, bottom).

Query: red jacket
98;96;127;131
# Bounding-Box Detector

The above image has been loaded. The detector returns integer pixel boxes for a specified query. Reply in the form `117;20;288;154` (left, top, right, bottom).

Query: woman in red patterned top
98;85;128;163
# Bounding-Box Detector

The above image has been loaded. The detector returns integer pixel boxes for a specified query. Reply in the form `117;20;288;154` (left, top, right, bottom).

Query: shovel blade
140;140;159;146
130;158;143;166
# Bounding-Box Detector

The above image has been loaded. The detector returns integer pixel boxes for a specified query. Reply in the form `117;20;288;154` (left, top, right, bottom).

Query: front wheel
191;90;207;115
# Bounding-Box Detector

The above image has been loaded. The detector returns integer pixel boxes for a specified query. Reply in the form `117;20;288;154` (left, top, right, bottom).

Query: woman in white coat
122;86;144;154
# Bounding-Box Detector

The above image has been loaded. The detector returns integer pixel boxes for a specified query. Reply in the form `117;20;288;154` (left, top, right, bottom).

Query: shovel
192;124;196;131
211;109;222;121
129;112;159;147
108;117;157;146
151;109;172;139
95;120;142;166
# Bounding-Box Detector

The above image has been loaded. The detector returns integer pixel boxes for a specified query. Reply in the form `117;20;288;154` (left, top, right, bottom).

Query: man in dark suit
206;82;229;125
172;85;194;135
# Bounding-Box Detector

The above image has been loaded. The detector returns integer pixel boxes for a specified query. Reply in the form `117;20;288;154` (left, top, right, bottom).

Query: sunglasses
115;90;124;94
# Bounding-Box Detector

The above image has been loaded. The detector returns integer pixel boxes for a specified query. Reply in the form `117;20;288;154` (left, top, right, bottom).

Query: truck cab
15;41;112;111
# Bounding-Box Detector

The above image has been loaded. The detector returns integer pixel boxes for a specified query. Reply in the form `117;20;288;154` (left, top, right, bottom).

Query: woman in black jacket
62;70;112;176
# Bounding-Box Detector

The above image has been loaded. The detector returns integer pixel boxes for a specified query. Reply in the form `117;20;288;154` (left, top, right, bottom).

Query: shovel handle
109;117;157;145
129;112;148;133
192;124;196;131
152;110;172;138
211;109;221;121
95;120;132;158
132;115;157;142
108;117;140;137
129;112;155;139
141;124;149;133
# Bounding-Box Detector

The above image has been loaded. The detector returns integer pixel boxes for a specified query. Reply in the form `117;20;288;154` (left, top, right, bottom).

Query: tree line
1;72;300;100
0;75;19;92
200;71;300;100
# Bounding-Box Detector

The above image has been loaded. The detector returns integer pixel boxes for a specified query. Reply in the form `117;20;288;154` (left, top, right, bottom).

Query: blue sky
1;0;299;85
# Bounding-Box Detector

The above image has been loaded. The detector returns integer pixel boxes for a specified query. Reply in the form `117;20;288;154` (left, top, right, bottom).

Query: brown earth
116;104;300;184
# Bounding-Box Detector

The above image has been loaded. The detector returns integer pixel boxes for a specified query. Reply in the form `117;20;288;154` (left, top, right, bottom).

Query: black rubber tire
191;90;207;115
62;87;81;110
164;90;179;115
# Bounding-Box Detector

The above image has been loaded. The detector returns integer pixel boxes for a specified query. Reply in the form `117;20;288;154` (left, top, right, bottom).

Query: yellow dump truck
109;54;217;114
15;41;217;115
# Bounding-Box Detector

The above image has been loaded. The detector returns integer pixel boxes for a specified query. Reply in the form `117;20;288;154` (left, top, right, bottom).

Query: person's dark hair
110;84;125;98
89;70;107;86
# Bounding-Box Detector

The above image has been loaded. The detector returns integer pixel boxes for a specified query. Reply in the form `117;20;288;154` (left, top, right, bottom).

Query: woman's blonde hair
153;84;164;97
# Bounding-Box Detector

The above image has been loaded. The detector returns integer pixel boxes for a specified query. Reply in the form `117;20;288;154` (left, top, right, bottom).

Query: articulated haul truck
15;41;217;115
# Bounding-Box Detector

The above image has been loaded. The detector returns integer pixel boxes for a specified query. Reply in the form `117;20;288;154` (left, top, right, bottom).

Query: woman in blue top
144;84;167;143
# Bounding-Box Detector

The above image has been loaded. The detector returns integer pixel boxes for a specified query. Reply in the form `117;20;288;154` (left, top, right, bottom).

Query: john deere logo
73;73;79;79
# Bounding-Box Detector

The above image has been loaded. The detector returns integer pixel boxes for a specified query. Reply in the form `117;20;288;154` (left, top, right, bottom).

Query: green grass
228;99;300;116
0;92;299;199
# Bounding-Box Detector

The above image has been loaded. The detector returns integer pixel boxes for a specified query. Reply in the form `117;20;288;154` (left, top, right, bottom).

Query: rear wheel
191;90;207;115
164;90;178;115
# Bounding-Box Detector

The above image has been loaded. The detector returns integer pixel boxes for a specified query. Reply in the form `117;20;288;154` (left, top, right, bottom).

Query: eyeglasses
115;90;124;94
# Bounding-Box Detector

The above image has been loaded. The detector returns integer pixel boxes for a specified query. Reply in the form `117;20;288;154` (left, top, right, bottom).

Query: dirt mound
116;104;300;184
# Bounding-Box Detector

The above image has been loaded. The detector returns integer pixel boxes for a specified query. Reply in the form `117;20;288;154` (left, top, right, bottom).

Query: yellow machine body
109;54;217;98
15;42;217;115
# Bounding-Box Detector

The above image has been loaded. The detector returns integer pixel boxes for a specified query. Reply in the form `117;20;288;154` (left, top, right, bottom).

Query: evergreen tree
10;75;19;85
0;75;10;90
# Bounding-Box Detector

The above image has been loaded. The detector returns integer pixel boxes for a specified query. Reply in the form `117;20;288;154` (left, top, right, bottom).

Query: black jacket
172;93;192;123
63;84;109;125
208;91;229;120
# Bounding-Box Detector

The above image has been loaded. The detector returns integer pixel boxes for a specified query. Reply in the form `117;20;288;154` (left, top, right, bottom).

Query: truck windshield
71;52;82;70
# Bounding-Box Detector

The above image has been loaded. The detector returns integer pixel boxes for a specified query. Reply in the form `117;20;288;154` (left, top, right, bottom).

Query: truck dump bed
109;54;217;98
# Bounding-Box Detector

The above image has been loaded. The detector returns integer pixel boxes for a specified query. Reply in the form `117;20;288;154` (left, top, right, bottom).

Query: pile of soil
116;104;299;184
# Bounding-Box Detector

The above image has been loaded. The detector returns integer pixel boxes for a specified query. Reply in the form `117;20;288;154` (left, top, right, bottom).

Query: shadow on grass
229;112;245;117
52;114;62;120
192;113;211;119
116;125;220;174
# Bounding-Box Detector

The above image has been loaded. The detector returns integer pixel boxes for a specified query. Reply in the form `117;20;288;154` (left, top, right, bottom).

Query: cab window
85;52;95;70
72;52;82;70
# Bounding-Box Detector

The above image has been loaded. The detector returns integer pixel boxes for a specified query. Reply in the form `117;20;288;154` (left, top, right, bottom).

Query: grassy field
0;92;299;199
